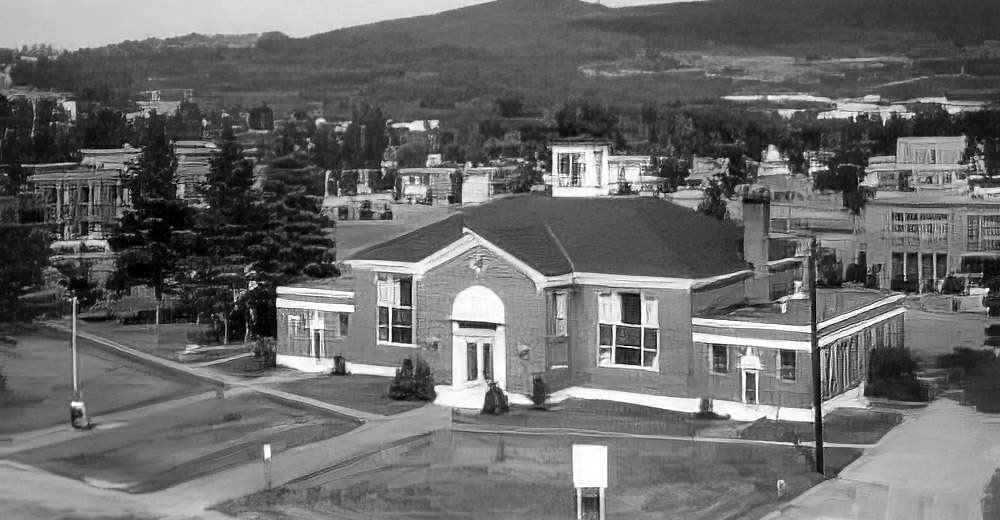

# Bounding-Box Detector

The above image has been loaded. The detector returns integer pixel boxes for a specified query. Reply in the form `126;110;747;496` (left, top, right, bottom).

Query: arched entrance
451;285;506;390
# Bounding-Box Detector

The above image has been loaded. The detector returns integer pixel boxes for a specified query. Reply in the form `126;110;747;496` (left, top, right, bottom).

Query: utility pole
808;236;825;475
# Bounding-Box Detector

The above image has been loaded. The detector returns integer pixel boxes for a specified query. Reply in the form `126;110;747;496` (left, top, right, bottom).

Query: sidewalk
761;399;1000;520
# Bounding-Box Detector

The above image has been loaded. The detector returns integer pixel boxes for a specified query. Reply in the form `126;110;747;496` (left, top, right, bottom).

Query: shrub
530;376;549;408
937;347;993;378
865;346;928;402
388;358;436;401
942;276;966;295
482;381;509;415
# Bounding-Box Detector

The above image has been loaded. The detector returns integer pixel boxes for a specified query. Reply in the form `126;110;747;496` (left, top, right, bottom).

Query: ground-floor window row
707;344;799;381
279;309;350;360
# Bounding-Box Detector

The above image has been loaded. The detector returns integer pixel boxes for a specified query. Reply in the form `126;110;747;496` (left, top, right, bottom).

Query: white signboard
262;443;272;461
572;444;608;489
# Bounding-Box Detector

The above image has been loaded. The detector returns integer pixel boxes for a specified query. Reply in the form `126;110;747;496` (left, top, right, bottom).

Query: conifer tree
186;126;265;342
109;112;193;326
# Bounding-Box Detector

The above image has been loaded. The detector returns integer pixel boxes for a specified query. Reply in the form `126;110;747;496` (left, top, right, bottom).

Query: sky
0;0;691;51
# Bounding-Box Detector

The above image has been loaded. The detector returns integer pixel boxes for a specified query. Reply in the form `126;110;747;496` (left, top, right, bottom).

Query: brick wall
569;285;694;397
418;246;546;393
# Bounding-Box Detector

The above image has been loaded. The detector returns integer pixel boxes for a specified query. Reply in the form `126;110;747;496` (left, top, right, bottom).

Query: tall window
557;153;585;187
710;344;728;373
377;274;413;345
597;292;658;369
548;290;568;337
779;350;796;381
969;215;981;251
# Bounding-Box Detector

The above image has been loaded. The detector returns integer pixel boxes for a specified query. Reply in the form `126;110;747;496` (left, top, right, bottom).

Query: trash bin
332;355;347;376
70;400;89;429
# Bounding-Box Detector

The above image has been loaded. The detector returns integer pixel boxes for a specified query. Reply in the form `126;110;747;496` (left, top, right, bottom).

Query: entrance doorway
451;285;507;390
460;336;495;385
311;330;322;361
743;371;759;405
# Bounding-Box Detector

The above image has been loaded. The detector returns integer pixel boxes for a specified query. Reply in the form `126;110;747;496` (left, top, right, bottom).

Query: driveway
763;399;1000;520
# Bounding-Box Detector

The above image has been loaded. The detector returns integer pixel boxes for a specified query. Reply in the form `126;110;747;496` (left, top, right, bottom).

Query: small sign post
572;444;607;520
262;443;272;491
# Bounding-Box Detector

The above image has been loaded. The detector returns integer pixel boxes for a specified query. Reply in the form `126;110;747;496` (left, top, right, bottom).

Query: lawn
75;320;221;362
216;429;861;520
0;329;213;435
8;392;360;493
454;399;742;438
272;374;427;416
455;399;903;445
740;408;905;445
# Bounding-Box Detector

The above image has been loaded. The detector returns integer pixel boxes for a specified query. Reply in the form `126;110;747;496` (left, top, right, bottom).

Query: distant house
548;138;659;196
863;136;969;191
276;196;902;422
397;167;461;205
688;156;730;189
174;140;218;204
247;103;275;132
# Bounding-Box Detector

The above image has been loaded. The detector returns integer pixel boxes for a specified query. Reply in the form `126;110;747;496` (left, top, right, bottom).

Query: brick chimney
743;189;771;273
743;188;771;304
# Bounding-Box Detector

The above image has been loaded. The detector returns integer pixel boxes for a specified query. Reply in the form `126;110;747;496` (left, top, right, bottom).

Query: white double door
453;332;504;389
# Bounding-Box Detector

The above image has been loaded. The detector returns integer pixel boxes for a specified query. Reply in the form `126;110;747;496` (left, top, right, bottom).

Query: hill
9;0;1000;115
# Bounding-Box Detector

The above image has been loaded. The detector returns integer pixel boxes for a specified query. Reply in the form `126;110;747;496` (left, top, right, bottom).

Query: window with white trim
710;344;728;373
597;291;658;368
547;290;568;337
287;314;302;338
779;349;796;381
376;274;413;345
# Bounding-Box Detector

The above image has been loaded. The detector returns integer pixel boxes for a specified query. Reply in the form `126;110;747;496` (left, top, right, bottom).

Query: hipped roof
349;195;748;279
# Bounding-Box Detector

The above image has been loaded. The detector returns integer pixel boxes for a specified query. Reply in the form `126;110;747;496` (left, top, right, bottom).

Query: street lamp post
70;296;89;429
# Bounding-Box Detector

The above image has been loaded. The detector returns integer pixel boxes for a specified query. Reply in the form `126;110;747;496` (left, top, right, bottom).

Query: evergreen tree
0;223;50;321
108;112;193;326
698;178;729;221
187;126;265;342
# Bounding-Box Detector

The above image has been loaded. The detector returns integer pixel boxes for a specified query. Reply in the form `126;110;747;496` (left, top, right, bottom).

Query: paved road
763;399;1000;520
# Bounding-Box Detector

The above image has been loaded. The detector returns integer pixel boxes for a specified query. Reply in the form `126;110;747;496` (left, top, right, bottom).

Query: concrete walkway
761;399;1000;520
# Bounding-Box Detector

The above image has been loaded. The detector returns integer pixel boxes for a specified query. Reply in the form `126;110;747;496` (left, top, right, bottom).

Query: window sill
549;364;569;370
596;363;659;373
708;370;730;376
378;341;418;348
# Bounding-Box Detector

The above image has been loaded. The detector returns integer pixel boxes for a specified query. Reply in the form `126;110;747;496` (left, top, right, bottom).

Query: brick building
276;195;903;421
861;194;1000;291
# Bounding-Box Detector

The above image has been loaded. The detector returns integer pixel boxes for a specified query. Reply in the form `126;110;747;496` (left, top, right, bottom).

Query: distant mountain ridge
13;0;1000;111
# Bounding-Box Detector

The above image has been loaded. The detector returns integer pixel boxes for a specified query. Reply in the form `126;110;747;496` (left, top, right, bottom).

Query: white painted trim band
692;317;810;333
276;298;355;313
819;307;906;347
277;286;354;298
818;294;905;331
345;362;398;377
692;332;811;351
